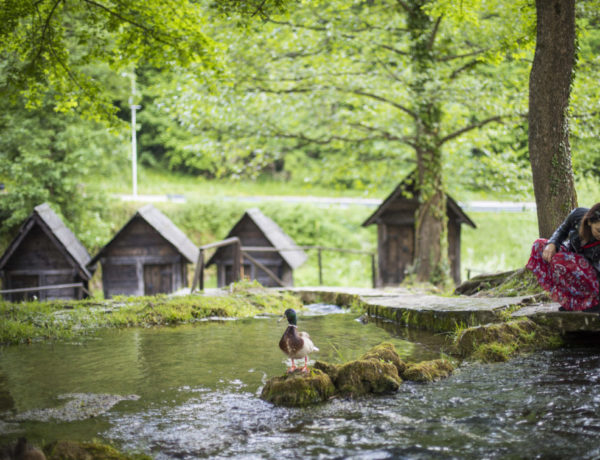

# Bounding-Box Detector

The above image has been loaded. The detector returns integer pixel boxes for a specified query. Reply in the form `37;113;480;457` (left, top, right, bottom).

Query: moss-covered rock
361;342;407;376
0;438;46;460
313;360;339;382
454;318;562;362
334;359;402;396
260;369;335;407
401;359;454;382
44;440;151;460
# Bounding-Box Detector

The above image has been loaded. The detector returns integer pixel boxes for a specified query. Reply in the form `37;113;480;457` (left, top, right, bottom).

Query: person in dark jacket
526;203;600;312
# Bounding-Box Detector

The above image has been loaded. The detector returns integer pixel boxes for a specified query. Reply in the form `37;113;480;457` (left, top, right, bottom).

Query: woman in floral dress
527;203;600;312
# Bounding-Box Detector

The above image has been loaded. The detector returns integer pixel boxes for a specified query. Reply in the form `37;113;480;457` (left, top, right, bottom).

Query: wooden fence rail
191;241;377;292
191;237;243;293
0;282;91;298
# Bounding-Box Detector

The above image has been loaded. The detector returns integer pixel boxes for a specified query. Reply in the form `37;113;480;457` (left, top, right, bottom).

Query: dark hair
579;203;600;242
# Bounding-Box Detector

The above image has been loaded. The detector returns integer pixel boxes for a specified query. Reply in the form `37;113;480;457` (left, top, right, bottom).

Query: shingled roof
89;204;199;265
0;203;94;280
209;208;307;269
362;173;476;228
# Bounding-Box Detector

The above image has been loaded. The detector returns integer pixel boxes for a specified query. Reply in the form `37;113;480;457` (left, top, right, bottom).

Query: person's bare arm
542;243;557;262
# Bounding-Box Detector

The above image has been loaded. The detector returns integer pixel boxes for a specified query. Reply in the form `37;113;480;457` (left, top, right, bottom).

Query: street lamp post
129;73;141;199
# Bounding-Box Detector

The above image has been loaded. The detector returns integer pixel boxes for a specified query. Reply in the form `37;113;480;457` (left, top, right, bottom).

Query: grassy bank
0;282;302;346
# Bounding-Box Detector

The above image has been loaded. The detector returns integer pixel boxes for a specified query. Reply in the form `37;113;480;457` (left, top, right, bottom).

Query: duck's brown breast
279;326;304;355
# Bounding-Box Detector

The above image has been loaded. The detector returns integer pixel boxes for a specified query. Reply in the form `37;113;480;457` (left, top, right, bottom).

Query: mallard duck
279;308;319;373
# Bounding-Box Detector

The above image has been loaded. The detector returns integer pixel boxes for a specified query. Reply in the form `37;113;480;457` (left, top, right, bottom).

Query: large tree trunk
528;0;577;238
415;146;448;284
408;1;449;285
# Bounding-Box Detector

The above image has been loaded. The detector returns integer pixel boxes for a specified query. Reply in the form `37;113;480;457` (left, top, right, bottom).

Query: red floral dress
527;238;600;311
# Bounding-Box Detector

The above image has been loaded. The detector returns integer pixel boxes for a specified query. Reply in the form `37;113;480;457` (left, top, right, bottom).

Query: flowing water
1;304;600;459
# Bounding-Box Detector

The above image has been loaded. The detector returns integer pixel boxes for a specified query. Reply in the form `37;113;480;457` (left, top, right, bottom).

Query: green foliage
0;91;128;249
138;0;534;194
0;0;217;119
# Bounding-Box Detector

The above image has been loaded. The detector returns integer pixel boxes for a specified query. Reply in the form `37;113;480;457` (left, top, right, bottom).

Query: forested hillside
1;0;600;287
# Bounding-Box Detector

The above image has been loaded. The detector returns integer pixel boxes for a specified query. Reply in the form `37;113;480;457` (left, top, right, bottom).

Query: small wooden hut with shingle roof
0;203;95;301
89;204;198;298
362;174;476;286
207;208;307;287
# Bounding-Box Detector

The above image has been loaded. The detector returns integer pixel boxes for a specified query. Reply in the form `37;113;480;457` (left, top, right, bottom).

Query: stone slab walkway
285;287;600;335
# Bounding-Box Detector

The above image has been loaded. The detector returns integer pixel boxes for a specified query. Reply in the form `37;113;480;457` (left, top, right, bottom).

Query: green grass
0;281;302;346
91;166;382;199
460;210;538;280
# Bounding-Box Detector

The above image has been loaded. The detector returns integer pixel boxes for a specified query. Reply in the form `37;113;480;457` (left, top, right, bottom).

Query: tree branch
428;15;442;52
395;0;411;13
449;59;480;79
251;0;268;17
437;115;504;146
31;0;63;67
270;129;381;145
438;48;489;62
349;122;417;148
378;44;409;56
246;83;416;119
374;55;403;83
347;88;417;119
81;0;175;47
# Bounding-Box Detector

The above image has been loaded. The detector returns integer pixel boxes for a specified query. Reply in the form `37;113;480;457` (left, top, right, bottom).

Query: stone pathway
285;287;600;334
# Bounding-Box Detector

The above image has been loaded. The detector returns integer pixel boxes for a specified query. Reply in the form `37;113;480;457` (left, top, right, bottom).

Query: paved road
117;193;536;212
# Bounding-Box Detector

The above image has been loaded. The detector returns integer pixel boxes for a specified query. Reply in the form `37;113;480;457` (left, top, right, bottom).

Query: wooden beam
0;282;90;296
242;251;285;287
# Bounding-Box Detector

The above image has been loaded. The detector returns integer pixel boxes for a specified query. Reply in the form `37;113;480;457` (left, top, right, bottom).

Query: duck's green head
283;308;297;326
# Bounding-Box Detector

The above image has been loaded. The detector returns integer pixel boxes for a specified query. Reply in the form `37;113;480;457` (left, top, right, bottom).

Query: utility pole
129;72;141;199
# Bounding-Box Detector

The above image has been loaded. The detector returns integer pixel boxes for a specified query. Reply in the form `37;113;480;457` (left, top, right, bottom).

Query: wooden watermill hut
362;174;476;286
89;204;198;298
0;203;95;301
207;208;307;287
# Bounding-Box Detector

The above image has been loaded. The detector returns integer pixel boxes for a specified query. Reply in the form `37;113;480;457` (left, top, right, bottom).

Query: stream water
1;305;600;459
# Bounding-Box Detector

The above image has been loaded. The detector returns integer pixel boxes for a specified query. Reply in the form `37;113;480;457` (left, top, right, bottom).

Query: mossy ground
454;318;563;362
0;281;302;346
455;267;547;298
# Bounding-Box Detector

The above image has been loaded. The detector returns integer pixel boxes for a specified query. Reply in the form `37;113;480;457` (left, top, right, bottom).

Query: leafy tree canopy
138;0;535;195
0;0;289;120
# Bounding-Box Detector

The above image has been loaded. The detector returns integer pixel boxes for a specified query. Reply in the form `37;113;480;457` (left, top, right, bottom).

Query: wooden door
381;225;414;286
143;264;172;295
